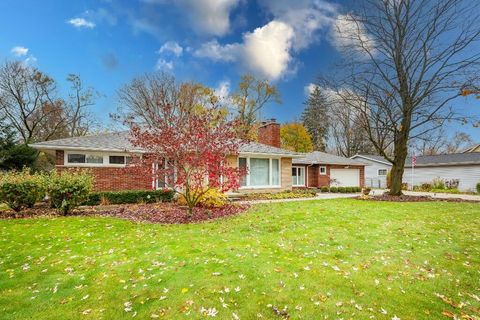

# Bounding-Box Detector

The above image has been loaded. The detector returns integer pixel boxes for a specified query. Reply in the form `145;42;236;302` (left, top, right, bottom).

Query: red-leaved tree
127;105;244;215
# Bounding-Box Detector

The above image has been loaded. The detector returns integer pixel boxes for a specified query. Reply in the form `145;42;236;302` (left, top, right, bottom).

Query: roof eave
29;144;146;154
406;161;480;167
239;151;302;158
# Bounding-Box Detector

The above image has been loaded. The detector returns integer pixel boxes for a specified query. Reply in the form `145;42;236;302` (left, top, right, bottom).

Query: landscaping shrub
337;187;346;193
197;188;227;208
355;187;362;192
414;183;432;192
476;182;480;194
345;187;353;193
46;170;93;215
445;179;459;189
83;189;174;206
329;186;338;193
0;169;45;212
320;186;329;192
243;190;317;200
432;177;445;190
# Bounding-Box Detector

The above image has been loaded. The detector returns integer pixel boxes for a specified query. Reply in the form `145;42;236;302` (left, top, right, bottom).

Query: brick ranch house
30;120;366;192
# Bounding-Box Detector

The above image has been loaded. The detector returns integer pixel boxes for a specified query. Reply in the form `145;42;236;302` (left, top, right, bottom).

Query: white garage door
330;169;360;187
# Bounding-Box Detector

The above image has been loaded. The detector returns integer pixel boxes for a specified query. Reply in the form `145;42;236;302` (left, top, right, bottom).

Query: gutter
28;144;146;154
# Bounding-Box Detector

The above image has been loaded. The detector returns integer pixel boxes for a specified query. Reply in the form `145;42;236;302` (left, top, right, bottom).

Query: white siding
403;165;480;192
353;157;391;188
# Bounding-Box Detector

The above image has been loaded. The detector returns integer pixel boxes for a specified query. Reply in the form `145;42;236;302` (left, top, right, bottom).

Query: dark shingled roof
30;131;301;157
293;151;366;166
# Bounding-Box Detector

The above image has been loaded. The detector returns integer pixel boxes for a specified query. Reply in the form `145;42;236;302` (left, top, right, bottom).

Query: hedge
82;189;175;206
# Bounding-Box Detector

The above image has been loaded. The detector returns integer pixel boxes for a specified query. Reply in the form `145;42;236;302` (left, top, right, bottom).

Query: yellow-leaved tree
280;122;313;153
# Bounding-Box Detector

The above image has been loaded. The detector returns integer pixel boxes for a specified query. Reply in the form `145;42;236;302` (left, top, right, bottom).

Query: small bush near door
477;182;480;194
320;186;329;192
83;189;175;206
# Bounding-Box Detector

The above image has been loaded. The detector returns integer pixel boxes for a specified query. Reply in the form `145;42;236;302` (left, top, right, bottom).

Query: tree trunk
389;133;409;196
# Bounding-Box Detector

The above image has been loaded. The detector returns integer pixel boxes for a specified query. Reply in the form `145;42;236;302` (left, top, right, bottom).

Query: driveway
239;193;359;204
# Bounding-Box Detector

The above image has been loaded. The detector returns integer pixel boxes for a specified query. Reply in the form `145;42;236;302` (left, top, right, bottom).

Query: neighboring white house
350;154;391;188
351;153;480;192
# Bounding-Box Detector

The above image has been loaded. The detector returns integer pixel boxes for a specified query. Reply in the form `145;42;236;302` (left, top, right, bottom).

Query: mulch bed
0;203;250;224
356;194;479;203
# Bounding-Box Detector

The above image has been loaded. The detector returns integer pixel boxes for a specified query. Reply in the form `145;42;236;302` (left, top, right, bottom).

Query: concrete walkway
403;190;480;201
370;189;480;201
238;193;359;204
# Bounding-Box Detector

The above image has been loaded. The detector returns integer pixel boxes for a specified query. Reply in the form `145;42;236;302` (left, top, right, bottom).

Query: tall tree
117;72;222;126
280;122;314;152
230;74;281;140
412;130;474;155
66;74;99;136
328;0;480;195
301;86;329;151
0;61;66;143
330;103;376;157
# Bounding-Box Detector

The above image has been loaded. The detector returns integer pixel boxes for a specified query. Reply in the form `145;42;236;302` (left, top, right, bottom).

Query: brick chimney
257;118;280;148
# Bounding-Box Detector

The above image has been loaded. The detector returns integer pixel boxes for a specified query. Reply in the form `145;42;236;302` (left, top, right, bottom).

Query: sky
0;0;479;141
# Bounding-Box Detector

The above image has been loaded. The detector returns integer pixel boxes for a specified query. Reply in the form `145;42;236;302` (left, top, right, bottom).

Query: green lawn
0;200;479;319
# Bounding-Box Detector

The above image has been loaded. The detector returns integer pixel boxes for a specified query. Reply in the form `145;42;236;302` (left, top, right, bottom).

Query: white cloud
242;21;294;80
194;40;240;62
258;0;338;50
67;18;96;29
304;83;318;96
331;14;375;53
158;41;183;57
180;0;240;36
214;80;231;104
195;21;294;80
194;1;341;80
22;55;38;66
155;58;173;71
10;46;29;57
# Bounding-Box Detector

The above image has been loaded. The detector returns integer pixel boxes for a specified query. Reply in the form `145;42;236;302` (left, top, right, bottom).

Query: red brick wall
56;150;64;165
257;120;280;148
55;150;152;192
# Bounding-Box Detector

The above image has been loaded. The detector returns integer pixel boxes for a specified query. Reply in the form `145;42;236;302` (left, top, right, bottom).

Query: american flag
412;155;417;167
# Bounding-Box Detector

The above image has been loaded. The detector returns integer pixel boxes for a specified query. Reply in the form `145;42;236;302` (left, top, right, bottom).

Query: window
86;154;103;164
239;157;247;187
292;166;305;186
250;158;270;186
238;157;281;188
272;159;279;185
68;153;86;163
65;153;133;166
378;169;388;176
109;155;126;164
319;166;327;175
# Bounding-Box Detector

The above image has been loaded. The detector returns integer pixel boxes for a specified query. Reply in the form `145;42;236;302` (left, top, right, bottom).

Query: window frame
377;169;388;176
237;156;282;189
64;151;132;168
292;166;306;187
319;166;327;175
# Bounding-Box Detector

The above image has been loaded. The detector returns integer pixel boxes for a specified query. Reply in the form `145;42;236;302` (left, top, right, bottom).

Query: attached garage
291;151;366;188
330;168;360;187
